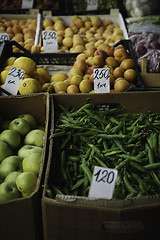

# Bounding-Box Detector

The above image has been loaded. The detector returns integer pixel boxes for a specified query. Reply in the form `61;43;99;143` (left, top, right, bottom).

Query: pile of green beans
48;103;160;199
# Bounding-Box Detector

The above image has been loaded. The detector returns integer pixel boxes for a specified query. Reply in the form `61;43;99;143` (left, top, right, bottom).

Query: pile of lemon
0;56;53;95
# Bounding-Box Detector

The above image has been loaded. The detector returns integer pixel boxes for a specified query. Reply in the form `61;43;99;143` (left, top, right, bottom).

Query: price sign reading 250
42;31;57;41
89;166;118;199
94;68;110;80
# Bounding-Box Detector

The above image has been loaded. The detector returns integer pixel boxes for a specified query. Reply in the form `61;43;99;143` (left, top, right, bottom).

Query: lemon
5;57;17;66
13;57;36;75
0;70;9;84
4;66;12;70
18;78;42;95
36;67;50;83
51;72;68;83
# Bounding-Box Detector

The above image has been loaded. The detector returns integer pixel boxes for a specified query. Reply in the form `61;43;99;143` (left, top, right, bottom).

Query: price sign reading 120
42;30;58;53
89;166;118;199
94;68;110;93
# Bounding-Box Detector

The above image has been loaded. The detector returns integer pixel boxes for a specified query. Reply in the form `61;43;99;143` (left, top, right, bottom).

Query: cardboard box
42;91;160;240
140;58;160;89
0;93;50;240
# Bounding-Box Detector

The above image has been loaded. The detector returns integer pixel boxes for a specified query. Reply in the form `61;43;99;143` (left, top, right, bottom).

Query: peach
92;55;105;67
114;48;129;63
124;69;137;83
85;46;97;58
105;57;119;68
94;49;108;60
120;58;135;70
73;59;88;73
113;67;125;78
114;79;130;92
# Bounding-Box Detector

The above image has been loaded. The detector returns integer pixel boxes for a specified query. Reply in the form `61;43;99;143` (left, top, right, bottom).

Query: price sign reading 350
2;66;25;95
42;30;58;53
89;166;118;199
94;68;110;93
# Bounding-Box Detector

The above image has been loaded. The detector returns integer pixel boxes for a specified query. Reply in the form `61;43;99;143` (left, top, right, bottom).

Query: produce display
0;0;60;10
47;103;160;199
0;42;139;94
124;0;158;17
69;0;118;13
129;32;160;73
42;15;125;53
0;16;40;53
0;113;45;202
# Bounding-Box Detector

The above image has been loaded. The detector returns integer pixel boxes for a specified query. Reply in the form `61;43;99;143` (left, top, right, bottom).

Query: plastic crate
0;40;79;67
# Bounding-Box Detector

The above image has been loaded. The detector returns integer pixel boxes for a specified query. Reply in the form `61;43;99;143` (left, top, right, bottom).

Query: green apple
0;129;21;149
4;171;21;183
22;152;42;175
9;118;31;136
24;129;45;147
1;120;11;130
0;181;21;203
18;145;43;159
0;155;22;180
0;140;13;163
18;113;37;129
16;171;37;197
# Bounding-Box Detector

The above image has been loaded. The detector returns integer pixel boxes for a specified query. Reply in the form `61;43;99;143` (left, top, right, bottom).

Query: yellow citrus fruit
0;70;9;84
36;67;50;83
4;66;12;70
51;72;68;83
5;56;17;66
13;57;36;75
18;78;42;95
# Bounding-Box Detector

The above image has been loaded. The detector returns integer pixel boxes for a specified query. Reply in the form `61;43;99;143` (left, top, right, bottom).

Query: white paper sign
2;66;25;95
87;0;98;11
89;166;118;199
94;68;110;93
42;30;58;53
0;33;9;42
21;0;34;9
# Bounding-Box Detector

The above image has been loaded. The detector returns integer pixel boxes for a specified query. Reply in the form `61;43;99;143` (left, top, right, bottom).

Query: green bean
60;151;68;181
52;185;63;195
94;156;108;168
113;139;127;153
123;171;137;194
115;158;130;171
150;170;160;187
129;161;146;173
144;162;160;170
80;162;92;183
98;134;126;140
84;109;109;125
131;173;146;194
71;178;85;191
50;131;66;138
145;142;154;164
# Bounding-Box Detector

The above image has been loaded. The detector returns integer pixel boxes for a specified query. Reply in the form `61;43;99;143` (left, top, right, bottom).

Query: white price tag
89;166;118;199
87;0;98;10
94;68;110;93
21;0;34;9
2;66;25;95
0;33;9;42
42;30;58;53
